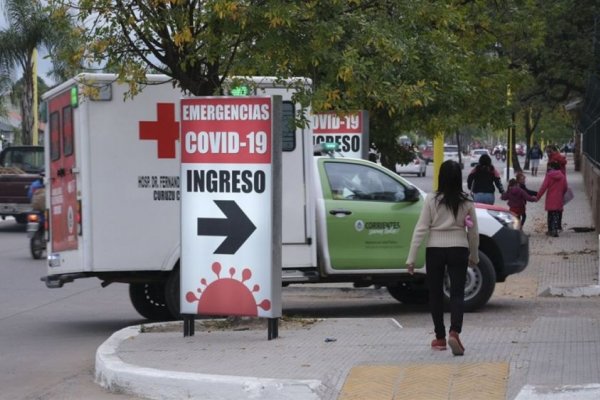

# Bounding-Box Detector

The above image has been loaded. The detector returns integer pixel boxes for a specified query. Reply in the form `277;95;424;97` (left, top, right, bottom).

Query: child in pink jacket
501;178;537;229
536;161;567;237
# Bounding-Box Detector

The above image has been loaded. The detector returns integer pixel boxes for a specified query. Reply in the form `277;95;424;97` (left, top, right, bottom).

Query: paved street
95;157;600;399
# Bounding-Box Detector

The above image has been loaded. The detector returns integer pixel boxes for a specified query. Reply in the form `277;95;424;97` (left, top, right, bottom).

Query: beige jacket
406;192;479;265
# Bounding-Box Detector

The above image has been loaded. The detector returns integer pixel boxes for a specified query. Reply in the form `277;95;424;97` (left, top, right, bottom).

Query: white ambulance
41;73;529;320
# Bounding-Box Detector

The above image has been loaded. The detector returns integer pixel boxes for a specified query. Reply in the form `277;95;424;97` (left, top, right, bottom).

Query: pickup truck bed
0;166;39;223
0;145;44;223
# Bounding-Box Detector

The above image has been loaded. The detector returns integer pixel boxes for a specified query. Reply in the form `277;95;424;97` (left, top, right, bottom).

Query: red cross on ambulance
139;103;180;159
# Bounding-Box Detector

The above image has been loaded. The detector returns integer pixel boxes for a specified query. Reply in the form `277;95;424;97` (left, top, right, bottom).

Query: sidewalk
96;160;600;400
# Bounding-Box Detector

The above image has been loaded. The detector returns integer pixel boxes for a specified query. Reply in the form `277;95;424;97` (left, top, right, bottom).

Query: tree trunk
20;58;35;145
511;112;522;172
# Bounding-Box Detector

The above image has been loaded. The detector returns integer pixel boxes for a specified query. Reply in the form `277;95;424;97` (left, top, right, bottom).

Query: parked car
396;155;427;177
470;148;491;167
419;146;433;163
443;144;463;168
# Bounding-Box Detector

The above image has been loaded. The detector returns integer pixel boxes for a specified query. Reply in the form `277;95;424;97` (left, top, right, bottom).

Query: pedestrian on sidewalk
501;177;537;229
528;142;543;176
517;172;537;227
467;153;505;204
406;160;479;356
536;161;567;237
546;145;567;177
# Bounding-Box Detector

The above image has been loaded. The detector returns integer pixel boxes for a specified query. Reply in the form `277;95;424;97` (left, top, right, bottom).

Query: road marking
337;362;508;400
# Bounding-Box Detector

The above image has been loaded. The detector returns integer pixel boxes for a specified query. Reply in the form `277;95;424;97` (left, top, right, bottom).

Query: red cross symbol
139;103;179;159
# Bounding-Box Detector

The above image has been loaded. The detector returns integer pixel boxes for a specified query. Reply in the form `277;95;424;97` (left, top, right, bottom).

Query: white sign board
180;96;281;318
312;111;369;158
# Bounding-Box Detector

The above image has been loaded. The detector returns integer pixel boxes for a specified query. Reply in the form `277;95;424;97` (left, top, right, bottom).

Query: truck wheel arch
478;234;504;281
129;282;174;321
165;263;181;319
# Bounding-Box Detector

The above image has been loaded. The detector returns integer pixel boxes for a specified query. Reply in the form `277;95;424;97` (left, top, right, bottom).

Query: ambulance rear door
48;88;80;256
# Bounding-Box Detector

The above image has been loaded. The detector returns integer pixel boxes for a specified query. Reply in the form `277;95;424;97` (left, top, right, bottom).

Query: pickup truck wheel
165;267;181;320
129;282;174;321
387;282;428;305
443;251;496;312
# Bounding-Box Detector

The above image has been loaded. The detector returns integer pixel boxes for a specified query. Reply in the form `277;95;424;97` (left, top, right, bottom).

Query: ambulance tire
165;267;181;320
387;282;429;305
443;251;496;312
129;282;174;321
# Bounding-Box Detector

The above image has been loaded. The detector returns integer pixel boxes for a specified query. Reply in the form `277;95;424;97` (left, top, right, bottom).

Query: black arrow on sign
197;200;256;254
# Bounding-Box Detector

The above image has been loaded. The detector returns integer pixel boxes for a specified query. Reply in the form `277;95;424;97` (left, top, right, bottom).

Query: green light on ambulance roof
313;142;340;156
321;142;340;152
230;85;250;96
70;86;79;108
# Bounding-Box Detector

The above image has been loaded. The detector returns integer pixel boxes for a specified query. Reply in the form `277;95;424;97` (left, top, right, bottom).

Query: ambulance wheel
165;267;181;320
443;251;496;312
129;282;174;321
387;282;428;305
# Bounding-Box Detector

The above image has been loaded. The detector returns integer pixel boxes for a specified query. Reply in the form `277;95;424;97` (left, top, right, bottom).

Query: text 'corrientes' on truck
40;74;529;320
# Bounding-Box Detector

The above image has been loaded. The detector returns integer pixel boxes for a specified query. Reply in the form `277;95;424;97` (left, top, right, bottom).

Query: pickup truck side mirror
404;186;421;202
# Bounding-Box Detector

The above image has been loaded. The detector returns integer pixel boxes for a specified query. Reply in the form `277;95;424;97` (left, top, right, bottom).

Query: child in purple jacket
501;178;537;229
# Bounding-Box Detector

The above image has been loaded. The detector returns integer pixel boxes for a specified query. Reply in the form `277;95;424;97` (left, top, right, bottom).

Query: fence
580;72;600;231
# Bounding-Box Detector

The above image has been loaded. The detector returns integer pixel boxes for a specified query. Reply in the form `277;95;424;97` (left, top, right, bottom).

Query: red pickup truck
0;145;44;223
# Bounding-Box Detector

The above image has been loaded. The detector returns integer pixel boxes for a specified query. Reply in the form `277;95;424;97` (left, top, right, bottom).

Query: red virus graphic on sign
186;261;271;316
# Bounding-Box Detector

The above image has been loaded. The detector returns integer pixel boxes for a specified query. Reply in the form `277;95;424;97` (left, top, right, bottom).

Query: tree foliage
478;0;598;168
0;0;56;144
45;0;599;165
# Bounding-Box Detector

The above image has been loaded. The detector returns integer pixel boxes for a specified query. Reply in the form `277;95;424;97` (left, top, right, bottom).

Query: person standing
536;161;567;237
467;153;505;204
546;145;567;176
528;142;543;176
406;160;479;356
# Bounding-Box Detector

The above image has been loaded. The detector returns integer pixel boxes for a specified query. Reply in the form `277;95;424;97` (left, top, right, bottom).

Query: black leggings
547;211;562;232
426;247;469;339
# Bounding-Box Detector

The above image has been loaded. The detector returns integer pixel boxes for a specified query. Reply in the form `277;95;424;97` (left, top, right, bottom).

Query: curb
95;324;323;400
539;285;600;297
515;384;600;400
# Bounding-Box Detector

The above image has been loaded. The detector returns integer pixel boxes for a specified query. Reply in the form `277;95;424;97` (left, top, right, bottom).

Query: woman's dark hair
436;160;471;217
475;153;494;174
478;153;492;166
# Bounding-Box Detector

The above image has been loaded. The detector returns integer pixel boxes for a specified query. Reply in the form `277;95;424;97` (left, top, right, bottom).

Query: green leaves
41;0;597;157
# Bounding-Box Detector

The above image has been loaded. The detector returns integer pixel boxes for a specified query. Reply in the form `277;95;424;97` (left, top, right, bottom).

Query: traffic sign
180;96;282;318
312;111;369;159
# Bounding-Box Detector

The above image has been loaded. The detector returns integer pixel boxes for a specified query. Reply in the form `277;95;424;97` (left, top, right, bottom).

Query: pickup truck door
48;90;79;252
319;159;424;270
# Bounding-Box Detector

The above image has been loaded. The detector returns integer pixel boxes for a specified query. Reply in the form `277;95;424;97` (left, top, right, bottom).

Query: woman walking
527;142;543;176
406;160;479;356
467;154;505;204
